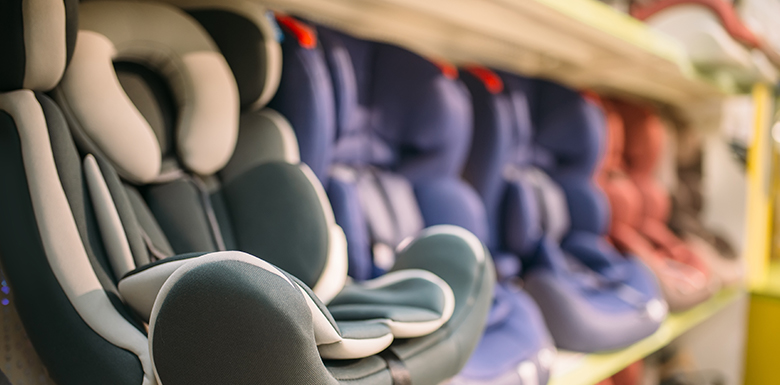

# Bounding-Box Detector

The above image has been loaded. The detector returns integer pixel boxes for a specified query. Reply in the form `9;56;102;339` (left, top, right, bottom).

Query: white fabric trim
299;164;337;225
517;361;539;385
400;225;486;264
258;108;300;164
22;0;67;91
299;164;349;303
118;259;191;322
159;0;283;109
83;154;137;279
57;31;162;184
0;90;156;385
295;285;342;346
312;225;348;304
318;332;393;360
177;51;240;175
360;269;455;338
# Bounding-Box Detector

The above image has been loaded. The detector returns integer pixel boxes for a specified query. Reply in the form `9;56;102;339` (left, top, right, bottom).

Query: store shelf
263;0;725;107
548;289;743;385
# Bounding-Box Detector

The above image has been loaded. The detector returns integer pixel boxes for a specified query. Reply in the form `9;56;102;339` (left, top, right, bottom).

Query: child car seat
669;127;742;287
463;72;667;353
272;24;496;382
0;1;493;384
272;24;527;384
449;67;556;385
598;99;714;312
309;26;493;280
266;14;336;182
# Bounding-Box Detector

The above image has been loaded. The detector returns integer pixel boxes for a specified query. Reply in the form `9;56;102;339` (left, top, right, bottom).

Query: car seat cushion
129;251;394;366
329;269;455;338
524;244;666;351
451;283;555;384
414;178;491;244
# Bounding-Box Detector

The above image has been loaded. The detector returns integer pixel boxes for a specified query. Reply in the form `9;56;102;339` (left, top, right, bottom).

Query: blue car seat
463;71;667;353
447;67;556;385
314;26;492;280
273;23;497;381
0;1;494;384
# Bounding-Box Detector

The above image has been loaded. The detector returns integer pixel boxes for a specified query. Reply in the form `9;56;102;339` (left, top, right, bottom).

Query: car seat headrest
0;0;78;92
597;99;627;174
533;80;605;175
613;100;666;175
319;28;375;143
162;0;283;111
319;28;472;179
499;72;537;166
55;1;239;184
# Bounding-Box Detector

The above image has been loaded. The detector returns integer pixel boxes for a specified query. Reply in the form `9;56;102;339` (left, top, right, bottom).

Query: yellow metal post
745;83;774;290
744;83;778;385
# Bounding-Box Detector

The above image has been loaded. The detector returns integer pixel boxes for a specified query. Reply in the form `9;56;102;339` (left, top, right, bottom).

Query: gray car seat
0;1;493;384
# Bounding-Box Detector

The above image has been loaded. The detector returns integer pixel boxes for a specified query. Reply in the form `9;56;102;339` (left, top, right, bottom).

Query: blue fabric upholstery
463;69;666;353
451;283;554;385
301;27;488;278
455;70;555;384
326;177;373;280
529;80;610;235
268;27;335;182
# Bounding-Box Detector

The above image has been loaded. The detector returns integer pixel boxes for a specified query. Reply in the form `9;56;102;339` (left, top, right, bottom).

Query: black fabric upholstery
123;184;175;259
64;0;77;65
0;368;11;385
152;259;339;385
324;356;390;383
121;251;209;280
188;10;268;110
380;350;412;385
221;162;329;287
142;179;219;254
210;188;238;250
0;106;144;385
39;93;144;330
115;62;178;157
95;155;151;268
0;0;25;91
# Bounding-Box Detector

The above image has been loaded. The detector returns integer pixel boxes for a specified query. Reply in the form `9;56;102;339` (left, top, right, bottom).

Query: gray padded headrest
55;1;239;183
162;0;283;111
0;0;78;92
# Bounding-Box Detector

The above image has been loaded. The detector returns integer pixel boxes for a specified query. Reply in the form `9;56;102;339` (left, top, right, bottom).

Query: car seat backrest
320;29;473;180
616;101;671;222
268;16;335;180
0;1;159;383
53;1;342;297
532;80;610;236
461;68;514;253
312;28;483;278
597;99;644;233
